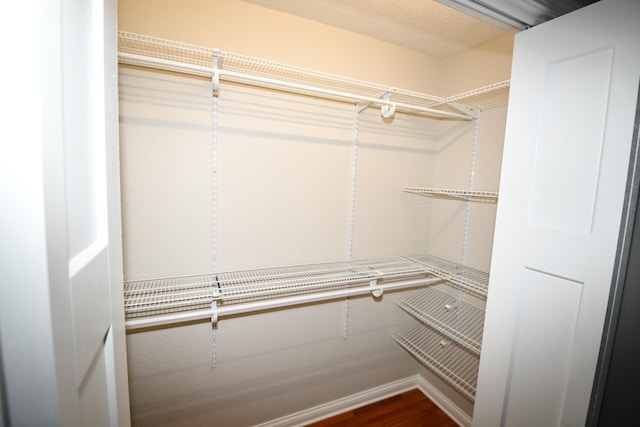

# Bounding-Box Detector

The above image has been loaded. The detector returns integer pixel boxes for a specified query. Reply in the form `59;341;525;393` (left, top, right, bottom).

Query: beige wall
119;1;512;425
442;33;514;95
119;0;445;94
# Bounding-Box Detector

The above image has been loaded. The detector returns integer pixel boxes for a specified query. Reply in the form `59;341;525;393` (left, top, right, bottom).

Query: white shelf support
212;49;222;97
343;104;361;339
210;300;219;325
356;89;393;114
446;102;478;119
380;91;397;119
210;300;218;368
369;279;383;298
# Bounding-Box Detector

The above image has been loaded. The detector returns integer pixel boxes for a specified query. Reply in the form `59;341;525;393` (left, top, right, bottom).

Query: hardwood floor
305;389;459;427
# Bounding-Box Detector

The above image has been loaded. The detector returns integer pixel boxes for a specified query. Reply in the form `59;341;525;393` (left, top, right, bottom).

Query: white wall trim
255;374;471;427
414;375;472;427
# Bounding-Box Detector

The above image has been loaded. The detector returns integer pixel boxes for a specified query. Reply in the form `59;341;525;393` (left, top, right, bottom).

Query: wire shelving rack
394;323;479;401
405;254;490;297
397;287;485;355
118;31;506;394
402;187;499;203
117;31;509;120
123;254;491;328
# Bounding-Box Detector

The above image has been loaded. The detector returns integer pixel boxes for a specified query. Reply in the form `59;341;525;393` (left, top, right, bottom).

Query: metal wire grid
394;323;479;401
404;254;490;297
124;274;217;318
118;31;214;76
215;256;428;303
429;80;511;111
219;51;444;108
397;287;485;354
122;255;489;319
117;32;441;106
117;32;509;115
402;187;498;203
123;257;432;318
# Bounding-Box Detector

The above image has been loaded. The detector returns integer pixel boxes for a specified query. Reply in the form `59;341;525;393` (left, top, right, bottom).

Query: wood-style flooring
305;388;459;427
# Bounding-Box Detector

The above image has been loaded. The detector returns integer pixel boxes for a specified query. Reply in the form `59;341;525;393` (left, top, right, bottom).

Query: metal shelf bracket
211;300;219;325
356;89;396;116
212;49;223;97
447;102;478;119
370;278;383;298
380;92;397;119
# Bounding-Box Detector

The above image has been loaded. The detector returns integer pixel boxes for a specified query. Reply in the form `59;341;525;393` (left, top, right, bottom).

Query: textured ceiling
240;0;509;58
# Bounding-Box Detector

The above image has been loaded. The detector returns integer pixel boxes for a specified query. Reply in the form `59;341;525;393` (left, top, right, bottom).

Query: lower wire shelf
397;287;485;355
124;273;217;318
394;323;479;402
123;253;489;328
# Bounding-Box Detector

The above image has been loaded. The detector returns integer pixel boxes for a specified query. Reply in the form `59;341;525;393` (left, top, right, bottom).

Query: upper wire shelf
117;31;509;119
431;80;511;112
402;187;498;203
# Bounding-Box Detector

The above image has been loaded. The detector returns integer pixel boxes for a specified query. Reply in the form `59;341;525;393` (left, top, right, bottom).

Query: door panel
529;48;613;234
474;1;640;426
79;342;110;427
504;269;582;426
70;248;111;383
63;0;111;390
61;0;118;423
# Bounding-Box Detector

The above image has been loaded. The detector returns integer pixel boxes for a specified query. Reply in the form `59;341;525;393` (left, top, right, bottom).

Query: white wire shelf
123;254;489;326
432;80;511;112
405;254;490;298
124;256;433;321
124;274;217;318
397;287;485;355
402;187;498;203
117;31;509;120
394;323;479;401
215;257;428;304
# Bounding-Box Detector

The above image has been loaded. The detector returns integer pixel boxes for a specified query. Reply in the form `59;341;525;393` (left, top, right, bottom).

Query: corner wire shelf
397;287;485;355
430;80;511;113
123;253;491;328
402;187;498;203
117;31;509;120
394;323;479;401
405;254;489;298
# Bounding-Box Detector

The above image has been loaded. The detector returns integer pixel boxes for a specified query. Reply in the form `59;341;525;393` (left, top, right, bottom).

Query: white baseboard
254;374;471;427
414;375;472;427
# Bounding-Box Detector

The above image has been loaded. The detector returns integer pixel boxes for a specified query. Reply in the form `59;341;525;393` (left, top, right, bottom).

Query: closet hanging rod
125;276;441;330
118;51;472;121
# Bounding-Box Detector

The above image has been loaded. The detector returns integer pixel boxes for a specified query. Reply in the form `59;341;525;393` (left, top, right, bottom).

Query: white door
0;0;129;425
473;1;640;426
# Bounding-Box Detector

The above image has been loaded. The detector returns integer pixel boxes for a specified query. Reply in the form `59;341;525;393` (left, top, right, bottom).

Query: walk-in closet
118;0;640;426
118;1;511;425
